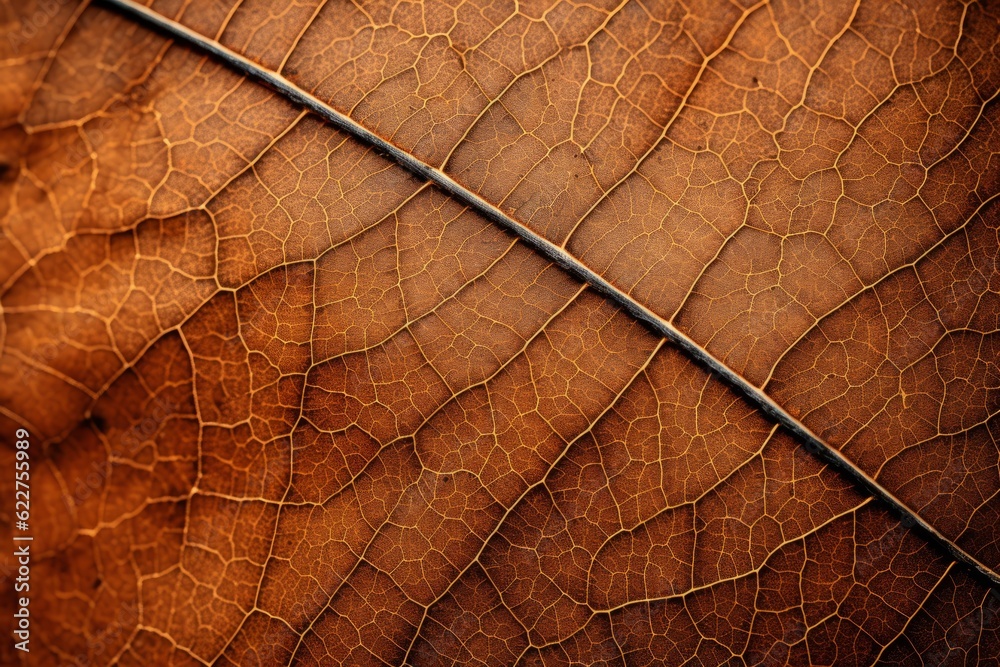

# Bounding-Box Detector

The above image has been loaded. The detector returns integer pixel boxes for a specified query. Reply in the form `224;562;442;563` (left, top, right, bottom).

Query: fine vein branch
96;0;1000;590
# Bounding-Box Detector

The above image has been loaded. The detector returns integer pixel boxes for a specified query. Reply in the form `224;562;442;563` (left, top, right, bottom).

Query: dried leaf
1;0;999;664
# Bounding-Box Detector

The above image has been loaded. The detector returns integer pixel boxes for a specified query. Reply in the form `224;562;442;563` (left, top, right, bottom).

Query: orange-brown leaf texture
1;0;999;664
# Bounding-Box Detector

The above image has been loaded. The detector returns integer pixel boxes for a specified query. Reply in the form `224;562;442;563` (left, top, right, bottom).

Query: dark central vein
96;0;1000;590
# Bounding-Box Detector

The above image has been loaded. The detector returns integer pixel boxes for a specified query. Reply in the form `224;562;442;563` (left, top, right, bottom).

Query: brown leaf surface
0;0;999;665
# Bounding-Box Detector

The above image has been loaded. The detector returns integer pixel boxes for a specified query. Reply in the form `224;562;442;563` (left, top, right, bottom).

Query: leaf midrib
94;0;1000;589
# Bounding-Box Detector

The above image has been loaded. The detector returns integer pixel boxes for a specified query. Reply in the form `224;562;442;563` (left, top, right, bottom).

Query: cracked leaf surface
1;0;999;665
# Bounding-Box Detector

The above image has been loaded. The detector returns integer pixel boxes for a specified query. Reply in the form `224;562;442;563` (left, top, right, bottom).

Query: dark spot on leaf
88;414;107;432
